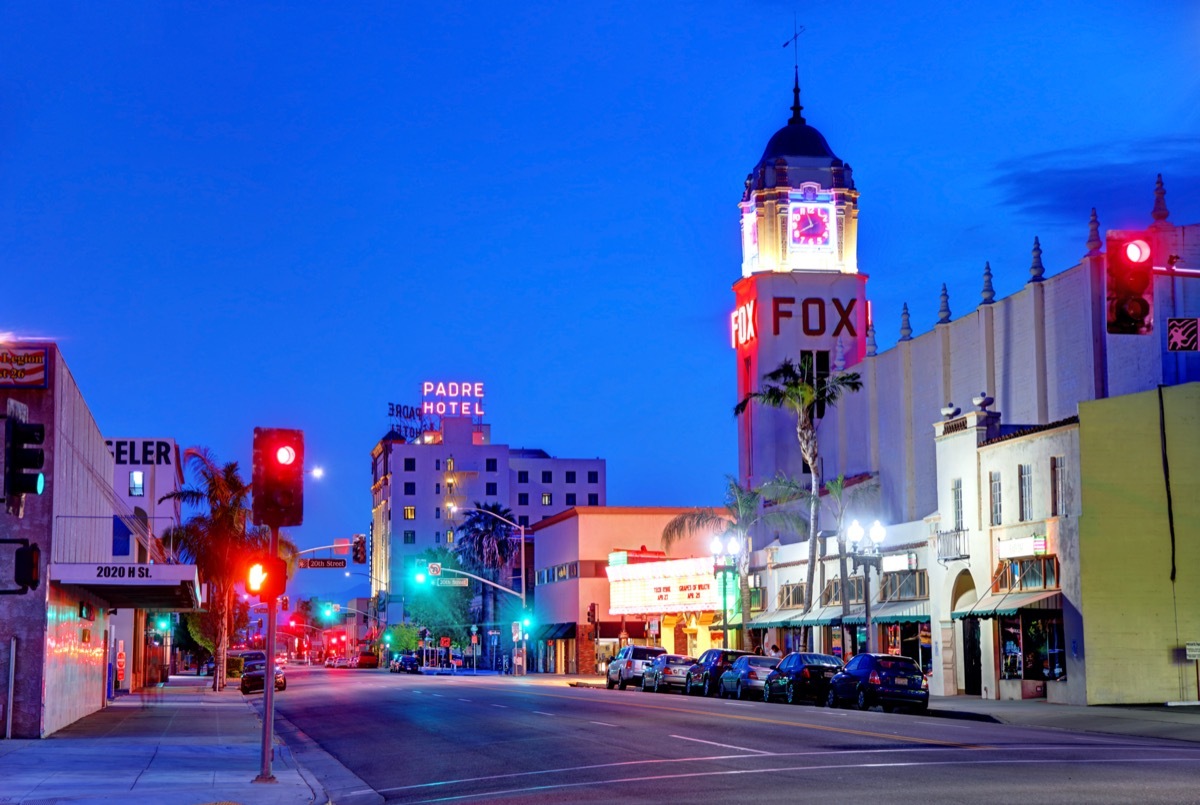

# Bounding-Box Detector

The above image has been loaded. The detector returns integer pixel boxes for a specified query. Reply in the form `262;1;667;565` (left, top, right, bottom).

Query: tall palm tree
159;448;296;691
734;356;862;649
454;502;517;662
661;477;806;651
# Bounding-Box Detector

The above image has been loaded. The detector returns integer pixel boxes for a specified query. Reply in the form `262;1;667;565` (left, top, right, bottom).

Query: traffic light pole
255;523;281;785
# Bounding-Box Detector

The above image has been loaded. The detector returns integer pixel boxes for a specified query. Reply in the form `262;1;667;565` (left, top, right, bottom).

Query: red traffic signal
352;534;367;564
14;542;41;592
1106;232;1155;335
247;554;288;601
252;428;304;527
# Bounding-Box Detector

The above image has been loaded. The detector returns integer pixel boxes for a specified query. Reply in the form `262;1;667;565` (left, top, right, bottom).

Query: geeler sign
731;296;858;348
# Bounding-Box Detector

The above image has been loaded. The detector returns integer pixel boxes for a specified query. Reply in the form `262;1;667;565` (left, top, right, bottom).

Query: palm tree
159;448;296;691
661;477;806;651
454;502;517;663
734;356;862;649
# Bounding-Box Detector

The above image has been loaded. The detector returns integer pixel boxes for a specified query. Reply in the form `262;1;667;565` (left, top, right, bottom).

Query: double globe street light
710;535;742;650
847;519;886;654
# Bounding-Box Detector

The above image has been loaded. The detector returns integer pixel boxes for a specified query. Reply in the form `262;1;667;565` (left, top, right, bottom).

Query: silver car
606;645;666;690
641;654;697;693
718;655;781;700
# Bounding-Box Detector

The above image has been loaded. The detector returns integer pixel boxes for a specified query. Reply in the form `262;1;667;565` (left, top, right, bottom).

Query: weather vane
782;14;805;69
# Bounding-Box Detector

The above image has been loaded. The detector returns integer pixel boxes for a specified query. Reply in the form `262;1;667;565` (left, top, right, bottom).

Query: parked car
240;660;286;694
685;648;752;697
333;657;349;668
390;653;420;674
605;645;666;690
826;653;929;713
764;652;844;704
324;656;336;668
355;653;379;669
718;655;781;699
640;654;697;693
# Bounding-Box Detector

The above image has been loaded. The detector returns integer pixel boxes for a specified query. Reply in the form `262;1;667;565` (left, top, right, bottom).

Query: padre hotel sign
606;557;720;615
387;380;486;440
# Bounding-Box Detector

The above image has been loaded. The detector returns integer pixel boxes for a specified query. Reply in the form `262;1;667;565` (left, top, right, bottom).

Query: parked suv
685;648;752;697
606;645;666;690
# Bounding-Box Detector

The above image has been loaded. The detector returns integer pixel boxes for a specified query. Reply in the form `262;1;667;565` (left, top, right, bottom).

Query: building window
518;470;528;483
565;493;577;506
486;482;497;496
951;478;963;531
989;471;1002;526
446;458;455;471
518;515;529;527
403;506;416;520
587;493;598;506
881;570;929;601
435;459;441;470
588;470;598;484
566;471;576;484
1018;464;1033;522
446;529;454;544
541;493;552;506
518;492;529;506
435;482;441;494
799;350;832;418
486;458;497;472
777;582;806;609
128;471;145;497
994;557;1059;592
404;481;416;495
447;481;455;496
404;457;416;471
403;530;416;545
541;470;552;483
1051;455;1068;516
435;507;441;520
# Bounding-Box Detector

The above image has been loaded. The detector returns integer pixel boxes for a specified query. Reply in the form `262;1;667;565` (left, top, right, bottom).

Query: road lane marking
672;734;771;754
491;704;507;708
590;721;617;727
458;698;471;702
432;693;443;697
533;711;555;716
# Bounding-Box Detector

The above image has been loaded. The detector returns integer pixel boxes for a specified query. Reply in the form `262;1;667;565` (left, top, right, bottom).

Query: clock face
789;204;833;248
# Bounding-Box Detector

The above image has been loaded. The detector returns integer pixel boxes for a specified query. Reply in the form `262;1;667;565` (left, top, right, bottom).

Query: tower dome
745;71;852;195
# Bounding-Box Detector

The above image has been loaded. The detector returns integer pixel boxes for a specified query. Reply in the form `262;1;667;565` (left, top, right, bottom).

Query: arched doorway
950;570;980;696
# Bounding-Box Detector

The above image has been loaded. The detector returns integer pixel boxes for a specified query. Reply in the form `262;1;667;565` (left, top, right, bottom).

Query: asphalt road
274;666;1200;804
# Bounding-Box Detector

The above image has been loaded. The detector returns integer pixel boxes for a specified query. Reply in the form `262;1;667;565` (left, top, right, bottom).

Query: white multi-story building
370;391;606;624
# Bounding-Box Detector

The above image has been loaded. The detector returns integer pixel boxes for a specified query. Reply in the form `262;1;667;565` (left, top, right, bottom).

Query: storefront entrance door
962;617;982;696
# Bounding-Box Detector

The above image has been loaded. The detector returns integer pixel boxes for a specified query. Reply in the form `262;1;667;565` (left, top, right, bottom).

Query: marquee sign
422;381;485;417
606;556;719;615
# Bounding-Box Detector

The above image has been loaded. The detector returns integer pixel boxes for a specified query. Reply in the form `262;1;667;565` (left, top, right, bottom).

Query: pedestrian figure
768;644;782;658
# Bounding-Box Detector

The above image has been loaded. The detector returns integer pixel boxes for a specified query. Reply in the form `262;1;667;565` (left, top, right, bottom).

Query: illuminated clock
789;204;833;248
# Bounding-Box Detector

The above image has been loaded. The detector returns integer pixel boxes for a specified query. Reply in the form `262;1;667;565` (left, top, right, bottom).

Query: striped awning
793;605;846;626
747;609;797;628
952;589;1062;620
872;600;931;624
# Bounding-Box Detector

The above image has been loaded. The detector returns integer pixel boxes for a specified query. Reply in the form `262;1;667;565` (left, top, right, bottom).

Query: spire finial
1029;236;1045;283
981;261;995;304
899;303;912;341
783;19;806;125
866;322;877;356
1086;208;1101;256
937;284;952;324
789;66;805;124
1152;173;1169;222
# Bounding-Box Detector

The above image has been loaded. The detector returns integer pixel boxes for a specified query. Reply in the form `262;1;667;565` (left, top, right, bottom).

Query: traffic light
246;554;288;601
5;417;45;518
13;542;40;592
252;427;304;527
156;615;170;631
322;604;334;620
281;595;289;612
352;534;366;564
587;602;597;625
1106;232;1155;335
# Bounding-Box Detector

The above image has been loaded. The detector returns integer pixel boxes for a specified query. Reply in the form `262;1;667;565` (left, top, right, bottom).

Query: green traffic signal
414;572;426;584
322;605;333;619
522;616;532;627
156;617;169;630
383;633;392;644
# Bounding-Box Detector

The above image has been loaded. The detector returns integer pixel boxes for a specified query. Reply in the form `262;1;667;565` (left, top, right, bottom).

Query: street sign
428;563;442;577
435;577;468;587
332;604;341;613
301;558;346;569
487;630;500;636
511;621;521;641
1186;642;1200;661
440;636;451;648
471;634;478;644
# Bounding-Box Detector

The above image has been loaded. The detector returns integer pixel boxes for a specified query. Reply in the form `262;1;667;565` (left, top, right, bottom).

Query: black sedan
826;653;928;713
240;660;286;694
685;648;752;697
640;654;697;693
764;652;843;704
390;653;420;674
718;655;781;700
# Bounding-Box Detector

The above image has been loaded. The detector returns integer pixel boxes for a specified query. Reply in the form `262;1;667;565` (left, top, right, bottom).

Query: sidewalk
564;673;1200;743
0;674;322;805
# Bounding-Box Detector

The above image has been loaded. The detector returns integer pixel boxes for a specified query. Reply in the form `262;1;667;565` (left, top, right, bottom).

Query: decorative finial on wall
981;261;995;304
1152;173;1169;222
1029;236;1045;283
833;337;845;372
899;303;912;341
937;283;951;324
1086;208;1101;256
866;323;877;357
940;403;961;419
971;392;994;412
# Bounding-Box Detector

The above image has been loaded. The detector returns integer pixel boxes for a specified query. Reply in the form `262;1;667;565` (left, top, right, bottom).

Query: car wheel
279;680;286;691
617;673;628;691
703;675;714;697
654;676;663;694
606;673;615;690
825;688;838;708
786;682;797;705
915;703;929;715
735;682;745;700
641;675;650;692
856;688;871;711
763;684;772;703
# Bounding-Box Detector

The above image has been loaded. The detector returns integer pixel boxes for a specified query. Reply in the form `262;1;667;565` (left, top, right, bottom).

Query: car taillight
869;670;881;685
920;675;929;690
749;670;759;680
801;668;810;679
625;660;633;670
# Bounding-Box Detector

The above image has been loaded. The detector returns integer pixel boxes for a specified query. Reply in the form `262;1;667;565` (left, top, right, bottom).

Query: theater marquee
606;557;718;615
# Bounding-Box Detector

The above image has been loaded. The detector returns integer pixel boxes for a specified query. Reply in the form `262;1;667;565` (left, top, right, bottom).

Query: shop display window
1000;613;1065;681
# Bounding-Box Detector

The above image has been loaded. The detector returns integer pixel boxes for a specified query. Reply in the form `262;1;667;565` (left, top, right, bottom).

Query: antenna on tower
782;15;806;124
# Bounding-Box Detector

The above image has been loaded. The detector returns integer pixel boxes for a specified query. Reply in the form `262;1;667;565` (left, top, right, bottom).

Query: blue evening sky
3;2;1198;601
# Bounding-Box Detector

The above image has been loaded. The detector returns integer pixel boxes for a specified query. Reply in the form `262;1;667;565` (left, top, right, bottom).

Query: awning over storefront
867;600;931;624
49;562;201;610
793;605;845;626
747;609;797;628
951;589;1062;620
530;622;577;641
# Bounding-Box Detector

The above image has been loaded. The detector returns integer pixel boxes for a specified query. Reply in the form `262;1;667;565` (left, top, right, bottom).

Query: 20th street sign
298;558;347;569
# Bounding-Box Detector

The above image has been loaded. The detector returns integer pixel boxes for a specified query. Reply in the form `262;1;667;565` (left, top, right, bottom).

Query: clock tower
733;73;869;490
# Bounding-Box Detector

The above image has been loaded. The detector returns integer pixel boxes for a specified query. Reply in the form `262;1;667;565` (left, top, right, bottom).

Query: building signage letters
0;346;48;388
105;440;174;466
422;381;485;417
730;300;757;348
771;296;857;338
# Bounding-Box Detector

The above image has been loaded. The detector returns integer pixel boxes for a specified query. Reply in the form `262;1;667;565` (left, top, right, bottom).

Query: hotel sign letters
730;297;857;348
422;381;485;417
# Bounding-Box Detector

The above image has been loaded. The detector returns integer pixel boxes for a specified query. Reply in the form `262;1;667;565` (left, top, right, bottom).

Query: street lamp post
847;519;886;654
710;535;741;651
448;504;527;674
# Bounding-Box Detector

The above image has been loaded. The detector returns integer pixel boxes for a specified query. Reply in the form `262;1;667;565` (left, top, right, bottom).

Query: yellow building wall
1079;382;1200;704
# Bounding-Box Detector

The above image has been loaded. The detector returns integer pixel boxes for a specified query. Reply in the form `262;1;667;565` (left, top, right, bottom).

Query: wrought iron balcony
937;529;970;562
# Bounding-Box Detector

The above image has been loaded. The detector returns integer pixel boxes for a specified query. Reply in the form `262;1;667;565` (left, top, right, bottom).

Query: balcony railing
937;529;970;562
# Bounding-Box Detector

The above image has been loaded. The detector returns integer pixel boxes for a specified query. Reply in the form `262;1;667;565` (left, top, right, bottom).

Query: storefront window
1000;613;1065;681
1001;616;1022;679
